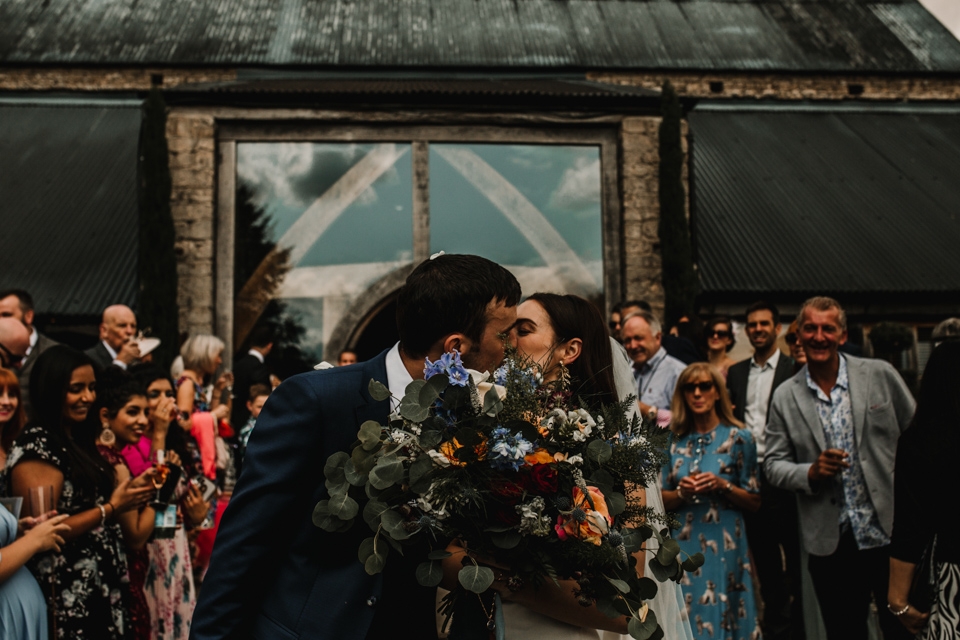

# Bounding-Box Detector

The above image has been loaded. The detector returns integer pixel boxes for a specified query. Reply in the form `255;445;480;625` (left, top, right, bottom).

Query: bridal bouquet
316;350;702;640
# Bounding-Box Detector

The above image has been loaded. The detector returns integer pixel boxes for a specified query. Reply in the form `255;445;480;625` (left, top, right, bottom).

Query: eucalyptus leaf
482;387;503;415
419;430;442;450
656;538;681;565
359;421;384;451
327;492;359;520
607;492;626;515
368;379;392;401
343;458;367;486
648;556;675;582
586;439;613;464
427;550;453;560
419;375;446;408
324;478;348;498
369;456;405;490
362;500;390;529
352;445;378;474
636;576;659;600
312;501;345;532
409;455;434;493
416;560;445;587
606;577;631;593
681;553;705;572
364;551;388;575
323;451;349;482
380;509;411;540
399;399;430;423
458;565;495;593
627;609;659;640
491;530;522;549
404;379;427;398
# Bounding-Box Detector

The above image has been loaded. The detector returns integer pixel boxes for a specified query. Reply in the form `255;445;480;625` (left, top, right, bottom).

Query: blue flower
424;350;470;387
488;427;535;472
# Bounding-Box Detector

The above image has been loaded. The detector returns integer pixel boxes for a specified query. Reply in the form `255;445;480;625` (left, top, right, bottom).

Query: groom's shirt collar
385;342;414;411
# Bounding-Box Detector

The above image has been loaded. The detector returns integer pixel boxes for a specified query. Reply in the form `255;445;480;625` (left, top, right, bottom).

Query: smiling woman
7;345;154;639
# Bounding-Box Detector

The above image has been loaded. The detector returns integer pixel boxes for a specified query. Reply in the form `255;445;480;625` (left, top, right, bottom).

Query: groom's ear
440;333;471;356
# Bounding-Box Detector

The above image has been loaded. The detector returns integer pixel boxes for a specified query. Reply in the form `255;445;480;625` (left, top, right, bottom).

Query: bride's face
515;300;562;381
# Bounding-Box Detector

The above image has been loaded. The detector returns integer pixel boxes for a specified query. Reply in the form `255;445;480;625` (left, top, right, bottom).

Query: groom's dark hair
397;254;521;358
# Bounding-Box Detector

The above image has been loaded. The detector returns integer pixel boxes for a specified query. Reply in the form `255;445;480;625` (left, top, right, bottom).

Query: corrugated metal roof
1;0;959;73
0;99;141;316
689;103;960;294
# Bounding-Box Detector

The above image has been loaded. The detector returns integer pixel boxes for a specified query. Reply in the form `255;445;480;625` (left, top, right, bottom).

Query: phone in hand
191;475;218;502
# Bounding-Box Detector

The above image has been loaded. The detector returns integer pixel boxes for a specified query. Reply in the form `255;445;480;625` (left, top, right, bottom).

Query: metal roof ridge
692;100;960;115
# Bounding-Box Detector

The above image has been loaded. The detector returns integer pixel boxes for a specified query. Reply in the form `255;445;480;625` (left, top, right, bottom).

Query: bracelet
723;481;733;494
888;603;910;616
677;486;687;501
97;504;107;528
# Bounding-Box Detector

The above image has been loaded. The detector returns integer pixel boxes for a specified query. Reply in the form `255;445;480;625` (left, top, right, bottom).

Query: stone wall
166;112;217;337
0;67;235;91
590;71;960;101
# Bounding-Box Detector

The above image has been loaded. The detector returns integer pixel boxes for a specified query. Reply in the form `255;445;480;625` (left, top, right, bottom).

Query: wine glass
152;450;169;505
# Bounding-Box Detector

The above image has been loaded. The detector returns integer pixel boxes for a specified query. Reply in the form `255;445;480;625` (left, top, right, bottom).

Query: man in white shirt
0;289;59;417
726;302;799;640
84;304;140;371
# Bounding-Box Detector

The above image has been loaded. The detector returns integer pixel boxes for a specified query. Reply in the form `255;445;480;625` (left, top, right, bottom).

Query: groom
191;254;521;640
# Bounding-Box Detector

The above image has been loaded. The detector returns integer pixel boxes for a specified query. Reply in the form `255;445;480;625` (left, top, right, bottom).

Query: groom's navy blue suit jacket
190;351;438;640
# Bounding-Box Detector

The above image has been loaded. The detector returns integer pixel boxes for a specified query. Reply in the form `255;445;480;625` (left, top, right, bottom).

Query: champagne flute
152;450;169;505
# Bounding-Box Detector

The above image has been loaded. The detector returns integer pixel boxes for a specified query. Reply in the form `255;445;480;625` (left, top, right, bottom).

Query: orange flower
555;486;612;545
524;448;554;465
439;437;487;467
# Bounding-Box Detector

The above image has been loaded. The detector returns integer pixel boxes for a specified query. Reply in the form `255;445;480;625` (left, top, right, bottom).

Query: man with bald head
0;317;30;369
85;304;140;371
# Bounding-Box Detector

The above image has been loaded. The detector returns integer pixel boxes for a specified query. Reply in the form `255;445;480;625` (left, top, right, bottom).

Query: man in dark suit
231;325;274;430
726;302;799;640
191;254;522;640
0;289;59;418
84;304;140;371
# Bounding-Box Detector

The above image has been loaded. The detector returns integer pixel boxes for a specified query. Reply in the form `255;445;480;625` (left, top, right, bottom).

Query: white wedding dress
497;341;694;640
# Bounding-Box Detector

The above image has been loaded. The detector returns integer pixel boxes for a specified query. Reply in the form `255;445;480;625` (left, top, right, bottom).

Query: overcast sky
919;0;960;39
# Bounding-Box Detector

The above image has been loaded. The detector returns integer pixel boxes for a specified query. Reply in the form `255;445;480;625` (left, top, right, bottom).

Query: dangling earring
100;423;116;446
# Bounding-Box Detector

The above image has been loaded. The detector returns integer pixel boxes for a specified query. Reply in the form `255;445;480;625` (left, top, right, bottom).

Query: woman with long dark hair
7;346;153;639
888;341;960;638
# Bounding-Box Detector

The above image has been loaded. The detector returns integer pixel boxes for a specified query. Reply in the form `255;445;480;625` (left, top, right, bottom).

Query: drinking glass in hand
28;485;55;518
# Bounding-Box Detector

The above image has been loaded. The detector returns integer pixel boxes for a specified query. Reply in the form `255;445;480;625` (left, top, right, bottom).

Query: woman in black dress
7;346;154;639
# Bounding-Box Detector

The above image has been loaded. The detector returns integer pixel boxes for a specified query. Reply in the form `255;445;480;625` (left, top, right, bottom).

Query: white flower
469;369;507;402
427;449;452;468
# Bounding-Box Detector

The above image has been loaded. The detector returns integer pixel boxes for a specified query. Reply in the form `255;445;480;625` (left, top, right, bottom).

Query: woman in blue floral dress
661;362;762;640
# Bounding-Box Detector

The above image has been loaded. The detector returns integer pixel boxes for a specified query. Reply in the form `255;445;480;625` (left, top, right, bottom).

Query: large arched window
219;126;620;368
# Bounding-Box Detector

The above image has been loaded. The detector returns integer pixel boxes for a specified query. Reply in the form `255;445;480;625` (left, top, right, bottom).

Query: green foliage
658;80;698;327
137;89;178;368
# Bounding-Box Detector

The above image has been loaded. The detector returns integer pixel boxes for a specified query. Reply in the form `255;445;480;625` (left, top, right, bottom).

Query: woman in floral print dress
6;346;154;639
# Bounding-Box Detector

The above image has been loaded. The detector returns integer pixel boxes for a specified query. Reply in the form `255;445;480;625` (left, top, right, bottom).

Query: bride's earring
100;422;116;446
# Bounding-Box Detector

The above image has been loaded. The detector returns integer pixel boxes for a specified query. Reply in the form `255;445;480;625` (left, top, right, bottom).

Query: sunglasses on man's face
682;381;715;394
0;342;24;368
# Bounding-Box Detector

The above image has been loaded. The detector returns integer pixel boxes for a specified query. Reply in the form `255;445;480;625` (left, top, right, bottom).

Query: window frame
217;123;622;363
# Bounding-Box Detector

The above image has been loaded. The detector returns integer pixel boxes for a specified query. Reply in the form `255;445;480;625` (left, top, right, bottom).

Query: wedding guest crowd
0;276;953;640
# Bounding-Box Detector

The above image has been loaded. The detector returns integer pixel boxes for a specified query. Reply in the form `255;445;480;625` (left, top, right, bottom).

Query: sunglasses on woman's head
707;330;732;339
682;381;715;394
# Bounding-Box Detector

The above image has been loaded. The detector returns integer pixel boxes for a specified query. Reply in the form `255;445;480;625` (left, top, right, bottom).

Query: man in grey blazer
765;297;915;640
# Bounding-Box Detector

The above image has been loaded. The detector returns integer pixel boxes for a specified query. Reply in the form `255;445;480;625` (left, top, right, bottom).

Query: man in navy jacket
191;254;521;640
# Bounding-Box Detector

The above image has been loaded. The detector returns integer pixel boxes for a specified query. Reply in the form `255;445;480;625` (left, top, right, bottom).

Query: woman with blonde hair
661;362;761;640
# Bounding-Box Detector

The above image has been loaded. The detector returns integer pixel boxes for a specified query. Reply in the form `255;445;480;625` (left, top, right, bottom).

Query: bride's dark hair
525;293;618;408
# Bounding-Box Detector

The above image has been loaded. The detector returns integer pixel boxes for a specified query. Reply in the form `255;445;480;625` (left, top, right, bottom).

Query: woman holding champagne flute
7;346;154;639
95;367;163;640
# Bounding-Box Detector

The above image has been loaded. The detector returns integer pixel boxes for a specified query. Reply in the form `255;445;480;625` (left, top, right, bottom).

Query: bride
444;293;693;640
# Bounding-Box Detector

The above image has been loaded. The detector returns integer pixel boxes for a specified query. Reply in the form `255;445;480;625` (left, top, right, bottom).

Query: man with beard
191;254;521;640
726;302;799;640
765;297;915;640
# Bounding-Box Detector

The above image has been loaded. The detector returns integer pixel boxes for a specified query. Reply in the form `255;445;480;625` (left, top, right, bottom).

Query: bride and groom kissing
190;254;687;640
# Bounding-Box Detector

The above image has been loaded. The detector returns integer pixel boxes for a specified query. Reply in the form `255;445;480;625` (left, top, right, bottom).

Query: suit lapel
790;376;826;450
846;356;868;446
353;351;391;428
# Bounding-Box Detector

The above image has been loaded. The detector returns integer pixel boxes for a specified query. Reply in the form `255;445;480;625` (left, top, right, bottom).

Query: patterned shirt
805;356;889;550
